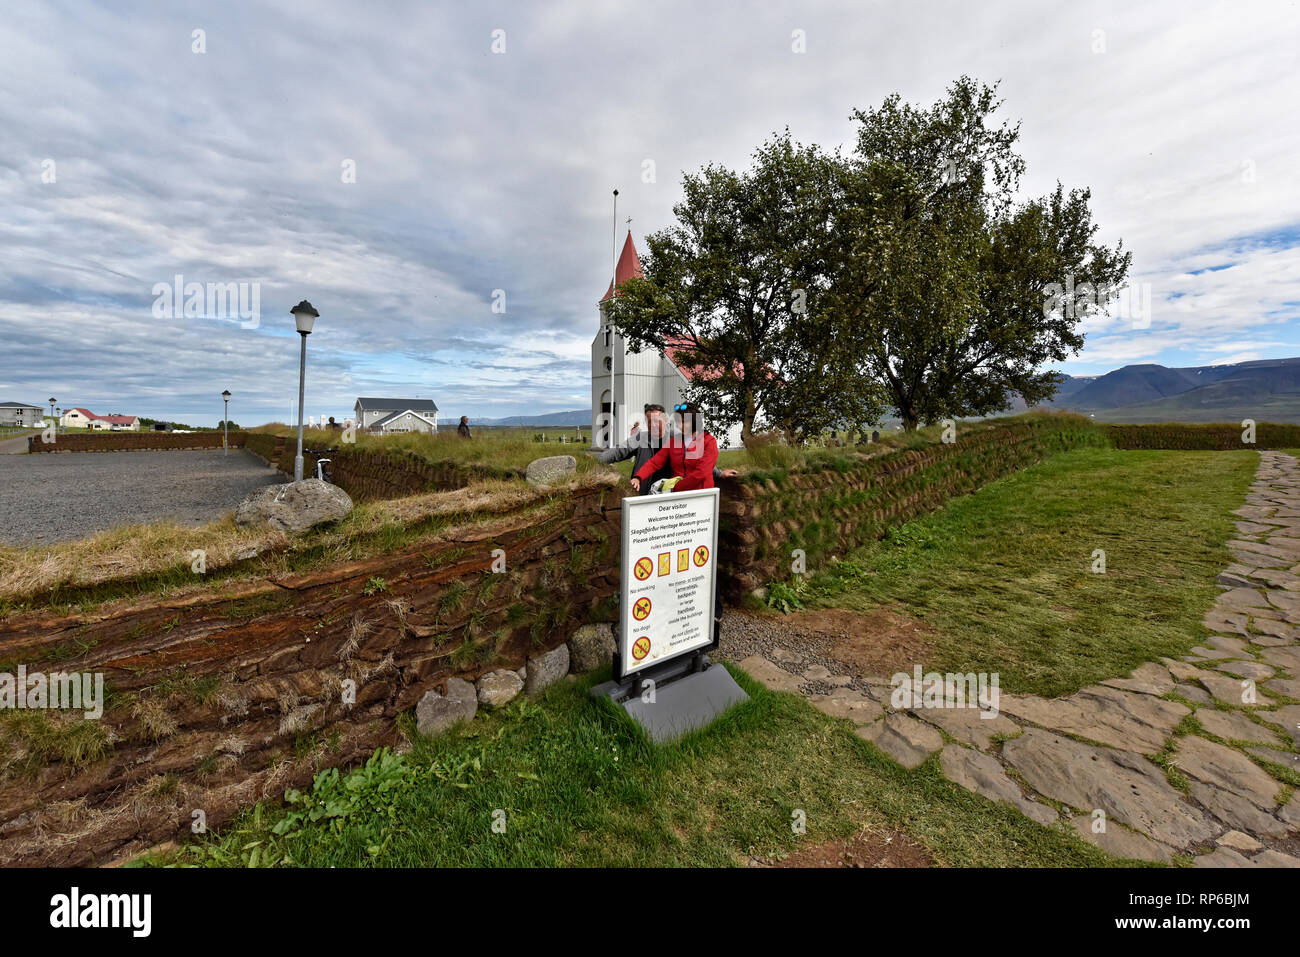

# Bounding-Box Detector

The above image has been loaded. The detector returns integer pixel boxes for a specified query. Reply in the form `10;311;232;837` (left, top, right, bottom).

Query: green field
136;442;1258;869
795;447;1257;696
142;666;1116;869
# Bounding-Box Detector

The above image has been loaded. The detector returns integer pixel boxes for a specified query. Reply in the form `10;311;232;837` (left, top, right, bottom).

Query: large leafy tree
826;77;1131;429
606;133;882;444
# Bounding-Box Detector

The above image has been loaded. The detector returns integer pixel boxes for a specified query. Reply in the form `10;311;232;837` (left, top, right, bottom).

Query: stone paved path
736;450;1300;866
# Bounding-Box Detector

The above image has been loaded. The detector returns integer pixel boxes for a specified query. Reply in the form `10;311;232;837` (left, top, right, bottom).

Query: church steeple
600;231;644;303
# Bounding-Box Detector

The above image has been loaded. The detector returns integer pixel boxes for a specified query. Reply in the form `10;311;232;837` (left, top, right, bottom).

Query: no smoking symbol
632;597;652;621
693;545;710;567
634;557;653;580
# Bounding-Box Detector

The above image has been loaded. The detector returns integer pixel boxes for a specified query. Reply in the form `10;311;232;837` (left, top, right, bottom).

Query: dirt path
0;433;35;454
725;450;1300;866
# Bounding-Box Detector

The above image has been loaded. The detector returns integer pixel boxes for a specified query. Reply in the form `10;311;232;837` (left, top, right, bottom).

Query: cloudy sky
2;0;1297;426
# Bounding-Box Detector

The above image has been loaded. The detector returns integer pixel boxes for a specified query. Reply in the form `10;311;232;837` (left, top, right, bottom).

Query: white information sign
618;487;720;678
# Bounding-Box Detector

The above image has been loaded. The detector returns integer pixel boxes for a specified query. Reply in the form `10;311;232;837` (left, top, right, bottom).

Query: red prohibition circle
632;597;652;620
632;636;651;660
634;557;654;580
693;545;710;567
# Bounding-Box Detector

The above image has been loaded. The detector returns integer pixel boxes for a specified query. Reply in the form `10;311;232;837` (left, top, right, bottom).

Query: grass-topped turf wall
28;431;250;453
1104;422;1300;450
242;432;522;501
717;413;1111;598
0;480;622;867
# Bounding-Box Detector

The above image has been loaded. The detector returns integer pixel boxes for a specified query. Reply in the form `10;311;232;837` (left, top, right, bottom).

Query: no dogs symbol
632;597;652;621
632;636;651;661
693;545;710;567
633;556;654;581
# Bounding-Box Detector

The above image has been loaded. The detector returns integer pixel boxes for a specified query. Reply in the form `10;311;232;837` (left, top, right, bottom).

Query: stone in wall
415;677;478;735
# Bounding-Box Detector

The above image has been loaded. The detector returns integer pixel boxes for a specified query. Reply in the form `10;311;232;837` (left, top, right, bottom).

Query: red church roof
600;231;644;302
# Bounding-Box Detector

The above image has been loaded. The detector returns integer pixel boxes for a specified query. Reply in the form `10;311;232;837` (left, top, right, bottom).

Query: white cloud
0;0;1296;421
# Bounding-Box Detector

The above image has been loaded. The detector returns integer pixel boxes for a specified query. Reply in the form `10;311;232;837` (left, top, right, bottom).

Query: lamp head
290;300;319;335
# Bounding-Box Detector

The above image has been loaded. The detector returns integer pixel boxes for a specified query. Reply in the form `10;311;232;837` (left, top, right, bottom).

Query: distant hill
1039;357;1300;423
438;409;588;427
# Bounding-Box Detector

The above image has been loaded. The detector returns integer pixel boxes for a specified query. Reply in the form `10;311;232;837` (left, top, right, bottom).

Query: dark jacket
596;434;674;493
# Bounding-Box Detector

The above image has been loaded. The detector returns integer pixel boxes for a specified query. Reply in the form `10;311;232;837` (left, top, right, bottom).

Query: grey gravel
0;449;282;545
719;610;874;694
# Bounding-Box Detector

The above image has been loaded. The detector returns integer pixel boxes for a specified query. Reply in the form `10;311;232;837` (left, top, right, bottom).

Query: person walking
457;416;471;439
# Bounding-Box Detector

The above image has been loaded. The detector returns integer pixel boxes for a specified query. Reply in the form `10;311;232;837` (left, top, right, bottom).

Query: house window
603;356;612;372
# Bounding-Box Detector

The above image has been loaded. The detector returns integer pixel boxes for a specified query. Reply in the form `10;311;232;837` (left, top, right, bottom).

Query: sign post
591;487;748;743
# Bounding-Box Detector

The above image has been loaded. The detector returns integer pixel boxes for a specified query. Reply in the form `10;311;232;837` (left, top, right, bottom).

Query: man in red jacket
629;402;719;493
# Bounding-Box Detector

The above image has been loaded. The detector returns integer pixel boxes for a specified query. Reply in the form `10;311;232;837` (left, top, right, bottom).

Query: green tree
826;77;1131;429
607;132;882;444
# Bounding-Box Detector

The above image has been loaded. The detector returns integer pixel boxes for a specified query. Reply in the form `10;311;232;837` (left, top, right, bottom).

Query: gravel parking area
0;450;283;546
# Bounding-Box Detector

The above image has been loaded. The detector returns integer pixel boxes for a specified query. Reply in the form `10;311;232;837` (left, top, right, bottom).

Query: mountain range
1037;356;1300;423
437;357;1300;429
438;410;588;428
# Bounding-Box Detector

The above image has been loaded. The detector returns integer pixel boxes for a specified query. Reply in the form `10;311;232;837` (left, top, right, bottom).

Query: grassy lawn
797;447;1257;697
141;666;1121;868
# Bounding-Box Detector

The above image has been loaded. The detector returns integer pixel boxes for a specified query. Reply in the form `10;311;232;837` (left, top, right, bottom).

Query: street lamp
290;300;319;481
222;390;231;455
48;397;56;431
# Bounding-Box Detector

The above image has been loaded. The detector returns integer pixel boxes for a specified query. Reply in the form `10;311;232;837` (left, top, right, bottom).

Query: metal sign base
590;654;749;745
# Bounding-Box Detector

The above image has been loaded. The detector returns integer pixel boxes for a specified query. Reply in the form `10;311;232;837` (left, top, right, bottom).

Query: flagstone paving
732;450;1300;867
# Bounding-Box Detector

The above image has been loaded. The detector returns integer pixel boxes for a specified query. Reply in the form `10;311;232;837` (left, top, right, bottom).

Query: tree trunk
740;390;757;445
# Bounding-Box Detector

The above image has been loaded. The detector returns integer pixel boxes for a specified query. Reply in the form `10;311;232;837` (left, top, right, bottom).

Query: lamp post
55;408;62;434
48;397;56;431
221;390;231;455
290;300;319;481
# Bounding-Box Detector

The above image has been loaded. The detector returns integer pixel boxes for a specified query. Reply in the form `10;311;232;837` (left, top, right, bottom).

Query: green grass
139;667;1122;868
800;447;1257;697
266;425;600;476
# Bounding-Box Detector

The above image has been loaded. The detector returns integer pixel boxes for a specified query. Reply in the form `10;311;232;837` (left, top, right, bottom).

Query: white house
590;232;744;450
354;398;439;434
0;401;44;428
60;407;140;430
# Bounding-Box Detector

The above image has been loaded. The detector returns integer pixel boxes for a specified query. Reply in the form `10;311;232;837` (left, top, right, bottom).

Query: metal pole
294;332;306;481
223;397;229;454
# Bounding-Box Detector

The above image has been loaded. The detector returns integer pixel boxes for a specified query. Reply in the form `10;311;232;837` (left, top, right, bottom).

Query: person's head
673;401;703;438
459;416;468;425
643;404;668;439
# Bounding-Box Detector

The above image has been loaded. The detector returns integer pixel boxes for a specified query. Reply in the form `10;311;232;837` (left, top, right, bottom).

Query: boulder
525;644;570;696
234;478;353;534
476;669;523;709
415;677;477;736
568;622;615;674
526;455;577;487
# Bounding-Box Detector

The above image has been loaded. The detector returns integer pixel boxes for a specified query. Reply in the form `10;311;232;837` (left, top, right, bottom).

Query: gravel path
0;449;283;545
